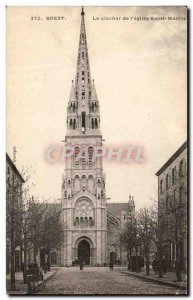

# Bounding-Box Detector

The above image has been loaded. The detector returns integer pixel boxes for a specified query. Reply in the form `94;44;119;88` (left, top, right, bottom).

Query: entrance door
78;240;90;265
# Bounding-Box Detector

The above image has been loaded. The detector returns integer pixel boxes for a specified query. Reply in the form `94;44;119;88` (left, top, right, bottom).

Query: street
35;267;184;295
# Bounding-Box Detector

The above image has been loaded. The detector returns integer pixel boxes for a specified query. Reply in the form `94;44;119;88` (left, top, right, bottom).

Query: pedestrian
80;260;83;270
109;260;114;271
152;259;158;275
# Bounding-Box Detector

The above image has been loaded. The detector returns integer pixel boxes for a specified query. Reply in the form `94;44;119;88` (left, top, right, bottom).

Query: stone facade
107;197;135;265
61;8;107;266
156;141;187;272
60;8;136;267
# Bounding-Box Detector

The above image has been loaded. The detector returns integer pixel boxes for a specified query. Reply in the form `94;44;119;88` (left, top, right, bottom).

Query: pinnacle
81;6;85;16
69;81;76;102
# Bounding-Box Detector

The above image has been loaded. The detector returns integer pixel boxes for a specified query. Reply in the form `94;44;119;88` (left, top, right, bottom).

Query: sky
6;6;187;209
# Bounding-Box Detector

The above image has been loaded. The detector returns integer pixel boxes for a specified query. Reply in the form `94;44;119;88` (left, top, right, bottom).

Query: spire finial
81;6;85;16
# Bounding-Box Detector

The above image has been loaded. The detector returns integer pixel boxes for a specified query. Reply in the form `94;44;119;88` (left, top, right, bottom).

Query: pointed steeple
75;7;92;104
67;8;101;133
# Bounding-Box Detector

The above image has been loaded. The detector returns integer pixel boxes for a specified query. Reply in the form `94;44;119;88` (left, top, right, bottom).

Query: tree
137;207;153;275
120;217;141;271
160;170;187;281
149;200;165;278
39;202;63;271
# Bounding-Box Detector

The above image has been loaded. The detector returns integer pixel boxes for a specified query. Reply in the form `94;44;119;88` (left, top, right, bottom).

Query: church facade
61;8;107;266
59;8;135;267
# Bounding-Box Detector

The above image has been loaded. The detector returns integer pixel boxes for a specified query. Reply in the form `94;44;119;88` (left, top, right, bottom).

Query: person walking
109;260;114;271
80;260;83;270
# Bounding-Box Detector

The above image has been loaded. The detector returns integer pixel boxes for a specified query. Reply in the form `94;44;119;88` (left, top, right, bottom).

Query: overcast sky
7;6;187;209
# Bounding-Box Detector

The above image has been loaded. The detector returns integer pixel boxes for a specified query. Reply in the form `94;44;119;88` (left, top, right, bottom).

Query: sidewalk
6;267;60;295
123;270;187;292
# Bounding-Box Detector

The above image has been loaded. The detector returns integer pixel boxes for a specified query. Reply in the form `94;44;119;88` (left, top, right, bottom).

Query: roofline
6;153;25;183
155;141;187;176
107;210;120;221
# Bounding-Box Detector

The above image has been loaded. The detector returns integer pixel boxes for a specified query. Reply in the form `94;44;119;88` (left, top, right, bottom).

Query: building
156;141;187;272
60;8;137;267
6;153;25;274
53;196;136;267
107;196;135;265
61;8;107;266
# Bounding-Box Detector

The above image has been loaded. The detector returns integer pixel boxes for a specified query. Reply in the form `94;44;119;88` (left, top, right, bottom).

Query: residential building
156;141;187;271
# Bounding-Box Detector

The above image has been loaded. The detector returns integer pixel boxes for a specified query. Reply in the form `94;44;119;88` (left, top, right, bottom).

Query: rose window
74;198;94;227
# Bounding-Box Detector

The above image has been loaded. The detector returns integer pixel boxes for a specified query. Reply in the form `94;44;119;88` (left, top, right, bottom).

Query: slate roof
107;203;129;217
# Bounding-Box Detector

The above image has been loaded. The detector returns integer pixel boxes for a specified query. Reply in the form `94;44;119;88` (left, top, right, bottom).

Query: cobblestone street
35;267;185;295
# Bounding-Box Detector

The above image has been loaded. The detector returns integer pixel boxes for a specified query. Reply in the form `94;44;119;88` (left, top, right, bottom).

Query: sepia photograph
6;6;188;295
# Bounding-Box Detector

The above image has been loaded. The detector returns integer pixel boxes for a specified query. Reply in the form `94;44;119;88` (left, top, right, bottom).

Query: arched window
166;174;169;190
179;159;185;177
70;119;72;129
85;217;88;227
91;118;94;129
74;147;80;167
95;118;98;129
88;175;94;190
89;217;92;227
80;217;83;227
160;180;163;194
73;119;76;129
75;217;79;227
82;91;85;99
88;146;94;167
74;175;80;191
81;175;87;187
73;103;75;112
172;167;176;185
81;151;86;167
82;112;86;128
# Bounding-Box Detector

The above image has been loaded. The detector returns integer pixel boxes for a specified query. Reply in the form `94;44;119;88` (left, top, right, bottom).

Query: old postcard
6;6;188;295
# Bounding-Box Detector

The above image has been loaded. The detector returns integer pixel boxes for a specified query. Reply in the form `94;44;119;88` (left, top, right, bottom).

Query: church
58;8;135;267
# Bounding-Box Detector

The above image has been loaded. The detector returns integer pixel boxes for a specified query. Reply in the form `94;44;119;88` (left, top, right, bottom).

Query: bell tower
61;7;107;266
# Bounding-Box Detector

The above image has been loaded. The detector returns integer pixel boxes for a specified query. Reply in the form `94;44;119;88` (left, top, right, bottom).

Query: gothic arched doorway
78;240;90;265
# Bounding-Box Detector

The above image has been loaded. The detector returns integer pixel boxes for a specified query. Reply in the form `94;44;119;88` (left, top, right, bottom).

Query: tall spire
66;7;100;133
75;6;92;103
